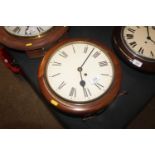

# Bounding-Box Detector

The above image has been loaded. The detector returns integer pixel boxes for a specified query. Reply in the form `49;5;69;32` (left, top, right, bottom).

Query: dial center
147;36;151;40
80;80;86;87
77;67;82;72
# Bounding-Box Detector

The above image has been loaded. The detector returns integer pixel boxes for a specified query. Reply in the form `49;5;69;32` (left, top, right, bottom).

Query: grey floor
0;61;63;129
0;60;155;129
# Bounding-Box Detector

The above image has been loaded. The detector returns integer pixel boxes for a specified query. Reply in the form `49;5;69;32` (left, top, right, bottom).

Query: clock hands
77;67;86;87
146;26;155;44
150;38;155;44
25;26;33;36
146;26;151;39
77;47;94;88
80;48;95;68
26;26;30;30
25;26;30;35
77;67;91;98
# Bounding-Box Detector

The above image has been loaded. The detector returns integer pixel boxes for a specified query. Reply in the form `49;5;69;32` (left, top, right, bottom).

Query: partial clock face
46;41;114;103
122;26;155;61
4;26;53;37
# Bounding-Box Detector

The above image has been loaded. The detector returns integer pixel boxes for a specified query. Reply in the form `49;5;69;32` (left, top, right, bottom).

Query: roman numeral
101;73;112;77
37;27;44;32
13;27;21;33
92;51;101;58
58;81;66;90
52;61;61;66
59;51;68;58
25;26;30;35
138;47;144;54
84;46;88;54
72;45;76;53
151;51;154;57
51;73;61;77
69;87;76;97
99;61;108;67
129;41;137;48
126;34;134;39
128;28;136;33
83;88;91;97
94;82;104;90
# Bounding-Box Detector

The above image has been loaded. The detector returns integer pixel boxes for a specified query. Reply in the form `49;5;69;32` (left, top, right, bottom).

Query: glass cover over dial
4;26;53;37
46;41;114;103
122;26;155;61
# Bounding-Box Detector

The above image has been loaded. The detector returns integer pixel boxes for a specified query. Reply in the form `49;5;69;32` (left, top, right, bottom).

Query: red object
0;47;22;74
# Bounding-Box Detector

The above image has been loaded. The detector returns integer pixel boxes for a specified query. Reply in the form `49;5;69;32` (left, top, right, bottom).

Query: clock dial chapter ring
38;38;122;116
112;26;155;73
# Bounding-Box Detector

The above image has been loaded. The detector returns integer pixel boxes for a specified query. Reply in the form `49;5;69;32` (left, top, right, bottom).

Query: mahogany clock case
0;26;68;51
112;26;155;73
38;38;122;116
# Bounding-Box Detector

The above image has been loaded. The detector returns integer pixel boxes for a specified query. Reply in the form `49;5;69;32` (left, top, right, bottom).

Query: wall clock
113;26;155;73
38;38;122;116
0;26;68;58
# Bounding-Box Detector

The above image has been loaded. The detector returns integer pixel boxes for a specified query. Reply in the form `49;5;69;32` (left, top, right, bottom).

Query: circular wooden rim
112;26;155;73
0;26;68;51
38;38;122;116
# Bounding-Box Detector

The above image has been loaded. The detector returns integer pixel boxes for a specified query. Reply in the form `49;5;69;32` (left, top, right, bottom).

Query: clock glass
45;41;114;103
122;26;155;61
4;26;53;37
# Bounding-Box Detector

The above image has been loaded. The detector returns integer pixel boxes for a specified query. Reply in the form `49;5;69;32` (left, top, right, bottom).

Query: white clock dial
4;26;53;37
122;26;155;61
46;41;114;103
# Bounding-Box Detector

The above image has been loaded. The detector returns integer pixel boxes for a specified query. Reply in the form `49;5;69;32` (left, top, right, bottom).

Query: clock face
122;26;155;61
4;26;53;37
46;41;114;103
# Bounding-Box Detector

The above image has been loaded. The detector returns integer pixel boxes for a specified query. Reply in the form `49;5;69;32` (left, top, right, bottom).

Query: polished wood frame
0;26;68;51
38;38;122;116
112;26;155;73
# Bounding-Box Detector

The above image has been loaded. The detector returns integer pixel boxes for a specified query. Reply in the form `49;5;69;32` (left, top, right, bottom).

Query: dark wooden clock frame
112;26;155;73
38;38;122;116
0;26;69;58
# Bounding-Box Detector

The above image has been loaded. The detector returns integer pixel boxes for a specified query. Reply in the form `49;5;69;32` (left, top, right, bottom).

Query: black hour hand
80;80;86;87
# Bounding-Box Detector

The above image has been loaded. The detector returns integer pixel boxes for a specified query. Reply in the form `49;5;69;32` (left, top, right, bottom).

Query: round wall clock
113;26;155;73
38;38;122;116
0;26;68;58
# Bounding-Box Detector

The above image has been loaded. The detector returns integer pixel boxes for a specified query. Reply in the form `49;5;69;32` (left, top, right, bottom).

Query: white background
0;0;154;25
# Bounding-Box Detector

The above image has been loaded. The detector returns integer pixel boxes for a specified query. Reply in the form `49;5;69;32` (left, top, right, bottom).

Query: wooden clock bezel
112;26;155;73
0;26;68;51
38;38;122;116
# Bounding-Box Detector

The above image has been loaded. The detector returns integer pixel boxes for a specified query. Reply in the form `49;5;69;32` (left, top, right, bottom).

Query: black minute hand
25;26;30;35
146;26;151;39
150;38;155;44
146;26;155;44
80;48;94;68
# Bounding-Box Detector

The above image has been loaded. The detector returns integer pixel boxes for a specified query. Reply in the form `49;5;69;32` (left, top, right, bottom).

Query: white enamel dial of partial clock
122;26;155;60
46;41;114;103
4;26;53;37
